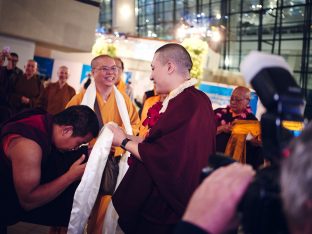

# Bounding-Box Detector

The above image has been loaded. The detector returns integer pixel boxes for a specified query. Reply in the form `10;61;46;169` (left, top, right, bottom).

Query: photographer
281;121;312;234
175;163;255;234
175;121;311;234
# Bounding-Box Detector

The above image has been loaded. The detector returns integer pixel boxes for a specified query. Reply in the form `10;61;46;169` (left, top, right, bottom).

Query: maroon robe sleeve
112;87;216;232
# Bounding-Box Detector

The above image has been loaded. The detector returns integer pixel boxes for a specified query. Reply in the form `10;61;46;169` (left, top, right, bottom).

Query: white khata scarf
67;80;132;234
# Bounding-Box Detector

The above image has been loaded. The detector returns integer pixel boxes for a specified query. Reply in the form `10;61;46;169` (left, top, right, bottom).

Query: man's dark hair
53;105;99;138
10;52;18;58
155;43;193;73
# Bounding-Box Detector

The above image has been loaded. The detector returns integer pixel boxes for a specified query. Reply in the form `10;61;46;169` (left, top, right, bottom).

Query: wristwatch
120;138;131;150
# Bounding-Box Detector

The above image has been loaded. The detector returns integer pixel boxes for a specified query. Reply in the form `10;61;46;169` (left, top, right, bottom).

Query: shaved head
155;43;193;75
91;54;114;68
232;86;251;100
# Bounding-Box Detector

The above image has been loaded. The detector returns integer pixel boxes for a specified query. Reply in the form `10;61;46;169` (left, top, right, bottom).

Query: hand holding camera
183;163;255;234
1;46;12;66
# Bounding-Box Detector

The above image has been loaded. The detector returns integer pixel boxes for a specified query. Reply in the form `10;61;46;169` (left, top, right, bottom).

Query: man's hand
249;137;262;147
222;124;232;133
217;124;232;134
106;122;141;160
9;137;88;211
183;163;255;234
106;122;126;146
67;154;87;182
21;96;30;104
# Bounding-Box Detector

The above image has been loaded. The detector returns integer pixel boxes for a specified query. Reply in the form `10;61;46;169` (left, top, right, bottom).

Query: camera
203;52;305;234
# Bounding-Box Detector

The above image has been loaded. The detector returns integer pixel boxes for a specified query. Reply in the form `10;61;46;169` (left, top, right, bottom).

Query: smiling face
57;66;69;86
24;60;37;78
229;87;251;114
91;56;117;88
150;52;171;94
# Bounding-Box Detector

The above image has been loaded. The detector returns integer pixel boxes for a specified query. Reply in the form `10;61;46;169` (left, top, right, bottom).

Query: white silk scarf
67;82;132;234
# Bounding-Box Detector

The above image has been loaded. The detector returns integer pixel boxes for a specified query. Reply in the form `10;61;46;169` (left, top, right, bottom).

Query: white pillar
113;0;136;35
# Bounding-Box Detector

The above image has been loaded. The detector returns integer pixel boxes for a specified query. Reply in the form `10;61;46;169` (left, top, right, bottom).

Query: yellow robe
66;88;140;234
225;120;261;163
116;80;127;94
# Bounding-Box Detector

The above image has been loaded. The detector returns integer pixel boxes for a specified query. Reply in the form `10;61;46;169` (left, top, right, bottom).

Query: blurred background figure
135;86;156;117
83;72;92;90
9;52;23;78
9;59;45;114
281;121;312;234
43;65;76;115
114;57;134;100
214;86;263;169
0;49;14;123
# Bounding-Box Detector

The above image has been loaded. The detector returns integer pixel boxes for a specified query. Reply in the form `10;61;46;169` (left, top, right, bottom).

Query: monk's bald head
232;86;251;100
155;43;193;76
91;54;114;68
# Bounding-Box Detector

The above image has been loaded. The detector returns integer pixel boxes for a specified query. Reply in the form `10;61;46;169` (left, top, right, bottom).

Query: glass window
132;0;310;116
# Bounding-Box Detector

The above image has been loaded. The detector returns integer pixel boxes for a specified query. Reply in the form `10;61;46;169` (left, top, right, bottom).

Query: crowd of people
0;43;311;234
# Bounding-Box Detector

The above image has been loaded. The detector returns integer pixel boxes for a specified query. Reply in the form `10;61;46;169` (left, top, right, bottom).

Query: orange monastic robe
116;80;127;94
66;88;140;234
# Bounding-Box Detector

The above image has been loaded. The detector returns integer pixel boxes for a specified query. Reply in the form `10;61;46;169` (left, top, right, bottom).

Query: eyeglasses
230;96;249;102
93;66;118;73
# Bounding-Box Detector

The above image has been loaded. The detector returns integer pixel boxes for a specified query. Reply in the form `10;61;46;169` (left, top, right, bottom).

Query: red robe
112;86;216;234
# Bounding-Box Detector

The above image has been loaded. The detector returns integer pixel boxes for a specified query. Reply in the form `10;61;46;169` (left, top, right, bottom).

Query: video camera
203;51;306;234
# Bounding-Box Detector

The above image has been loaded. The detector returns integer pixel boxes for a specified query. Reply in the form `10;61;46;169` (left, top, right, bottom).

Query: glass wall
97;0;113;34
135;0;311;118
96;0;311;118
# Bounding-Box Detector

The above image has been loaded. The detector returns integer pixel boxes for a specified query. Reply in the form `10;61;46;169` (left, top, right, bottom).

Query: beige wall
0;0;99;51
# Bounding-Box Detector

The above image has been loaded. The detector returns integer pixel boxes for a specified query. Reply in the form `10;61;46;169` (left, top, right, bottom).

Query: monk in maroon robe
0;106;99;228
108;43;216;234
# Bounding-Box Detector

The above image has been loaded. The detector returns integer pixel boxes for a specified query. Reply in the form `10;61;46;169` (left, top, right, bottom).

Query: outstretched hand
183;163;255;234
106;122;126;146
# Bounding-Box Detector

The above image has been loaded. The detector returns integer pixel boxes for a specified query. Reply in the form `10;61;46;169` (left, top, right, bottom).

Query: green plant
182;38;208;82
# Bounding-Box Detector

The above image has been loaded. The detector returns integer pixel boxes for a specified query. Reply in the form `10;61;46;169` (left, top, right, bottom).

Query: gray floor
7;222;50;234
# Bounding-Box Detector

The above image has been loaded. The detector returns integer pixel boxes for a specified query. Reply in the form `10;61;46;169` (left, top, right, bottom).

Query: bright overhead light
120;4;131;20
211;30;222;42
176;26;187;40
